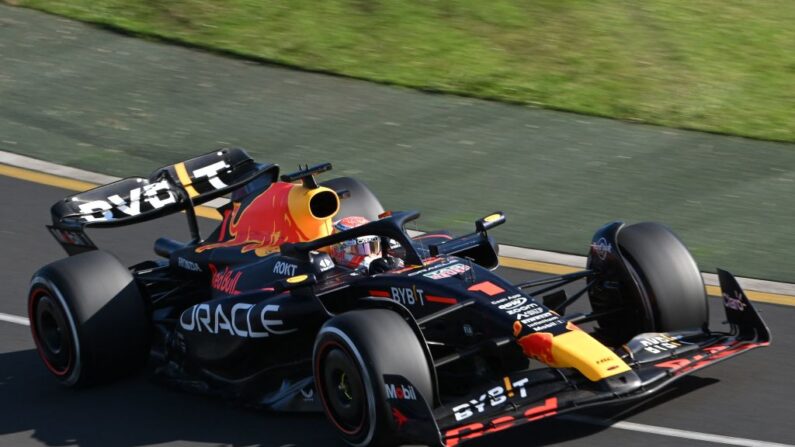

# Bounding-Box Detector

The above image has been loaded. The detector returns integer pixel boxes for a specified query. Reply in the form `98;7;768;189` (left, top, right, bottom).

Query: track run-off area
0;163;793;447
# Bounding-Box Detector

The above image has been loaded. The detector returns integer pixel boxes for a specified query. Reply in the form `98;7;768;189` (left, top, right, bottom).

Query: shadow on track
1;348;722;447
0;349;342;447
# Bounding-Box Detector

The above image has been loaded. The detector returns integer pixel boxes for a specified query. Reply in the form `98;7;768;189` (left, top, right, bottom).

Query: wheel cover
316;341;368;436
29;288;74;376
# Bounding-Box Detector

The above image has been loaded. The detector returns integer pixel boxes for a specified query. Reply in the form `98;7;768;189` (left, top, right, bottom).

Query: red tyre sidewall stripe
314;338;368;437
28;287;73;377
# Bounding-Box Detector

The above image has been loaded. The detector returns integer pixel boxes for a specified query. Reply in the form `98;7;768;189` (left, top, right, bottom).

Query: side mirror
475;212;506;233
428;212;504;270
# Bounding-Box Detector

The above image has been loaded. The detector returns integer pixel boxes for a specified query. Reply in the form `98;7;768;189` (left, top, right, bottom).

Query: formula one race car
29;148;770;447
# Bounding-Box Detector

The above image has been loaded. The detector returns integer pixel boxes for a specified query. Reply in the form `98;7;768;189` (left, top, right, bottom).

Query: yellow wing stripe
174;162;199;198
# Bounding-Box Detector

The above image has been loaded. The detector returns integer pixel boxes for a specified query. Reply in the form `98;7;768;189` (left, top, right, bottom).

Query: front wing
387;270;771;447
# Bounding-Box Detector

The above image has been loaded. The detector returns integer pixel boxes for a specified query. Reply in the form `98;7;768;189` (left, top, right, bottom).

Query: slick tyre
313;309;433;447
592;222;708;343
28;250;150;387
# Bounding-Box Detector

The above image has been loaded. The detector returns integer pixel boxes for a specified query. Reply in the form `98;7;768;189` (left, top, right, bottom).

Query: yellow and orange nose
514;321;630;382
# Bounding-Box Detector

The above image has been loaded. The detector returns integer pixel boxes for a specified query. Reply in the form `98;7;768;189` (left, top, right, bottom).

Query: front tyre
618;222;708;333
313;309;433;447
28;250;150;387
589;222;708;344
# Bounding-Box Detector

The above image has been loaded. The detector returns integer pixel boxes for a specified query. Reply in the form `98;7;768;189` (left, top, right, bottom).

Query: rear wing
48;148;279;255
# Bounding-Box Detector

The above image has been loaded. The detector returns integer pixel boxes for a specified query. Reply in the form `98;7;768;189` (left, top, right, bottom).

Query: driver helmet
331;216;380;269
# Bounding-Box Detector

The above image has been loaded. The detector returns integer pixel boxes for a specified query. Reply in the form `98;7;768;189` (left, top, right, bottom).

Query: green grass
8;0;795;141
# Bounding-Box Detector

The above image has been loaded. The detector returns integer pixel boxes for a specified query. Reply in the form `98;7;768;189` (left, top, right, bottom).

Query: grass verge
7;0;795;142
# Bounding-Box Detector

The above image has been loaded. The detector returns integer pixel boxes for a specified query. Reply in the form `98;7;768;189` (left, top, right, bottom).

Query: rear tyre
28;250;150;387
313;309;433;447
590;222;708;343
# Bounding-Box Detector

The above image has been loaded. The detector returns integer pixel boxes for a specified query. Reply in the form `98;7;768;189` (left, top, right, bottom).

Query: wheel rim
316;341;367;436
29;288;74;376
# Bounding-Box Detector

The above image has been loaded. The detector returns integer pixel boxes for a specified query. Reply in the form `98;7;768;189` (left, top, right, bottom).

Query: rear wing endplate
48;148;279;255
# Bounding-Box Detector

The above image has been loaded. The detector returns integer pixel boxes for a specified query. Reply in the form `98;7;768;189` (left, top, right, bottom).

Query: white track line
0;151;119;184
0;309;790;446
0;312;29;326
2;149;795;299
563;415;794;447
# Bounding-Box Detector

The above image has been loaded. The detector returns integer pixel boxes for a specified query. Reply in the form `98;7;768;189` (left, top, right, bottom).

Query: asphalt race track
1;173;793;447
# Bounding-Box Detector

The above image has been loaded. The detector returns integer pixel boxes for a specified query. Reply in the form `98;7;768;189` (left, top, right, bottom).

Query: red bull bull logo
196;182;338;256
513;321;556;365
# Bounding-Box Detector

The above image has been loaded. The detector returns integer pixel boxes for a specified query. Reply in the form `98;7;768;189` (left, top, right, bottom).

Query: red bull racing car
29;148;770;446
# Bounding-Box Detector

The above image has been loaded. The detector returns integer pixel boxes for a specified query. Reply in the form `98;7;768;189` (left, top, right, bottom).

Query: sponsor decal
392;407;409;429
318;256;334;272
78;179;177;222
385;383;417;401
191;160;231;189
655;341;766;375
424;263;471;280
177;257;201;272
590;237;612;261
444;398;558;446
723;290;747;311
517;308;565;332
75;157;232;223
493;295;550;321
209;264;242;295
467;281;505;296
512;305;545;319
300;386;314;402
49;228;93;246
496;295;527;310
451;377;532;422
273;261;298;276
179;303;295;337
638;333;681;354
390;286;425;306
371;288;457;305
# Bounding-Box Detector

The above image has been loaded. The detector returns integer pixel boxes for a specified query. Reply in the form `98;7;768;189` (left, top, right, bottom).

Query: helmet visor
342;236;380;257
